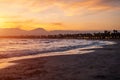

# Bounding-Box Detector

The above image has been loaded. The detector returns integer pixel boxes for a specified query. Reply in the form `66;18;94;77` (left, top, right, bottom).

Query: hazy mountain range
0;28;117;36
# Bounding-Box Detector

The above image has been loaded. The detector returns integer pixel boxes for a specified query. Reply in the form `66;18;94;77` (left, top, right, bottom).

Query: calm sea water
0;39;115;58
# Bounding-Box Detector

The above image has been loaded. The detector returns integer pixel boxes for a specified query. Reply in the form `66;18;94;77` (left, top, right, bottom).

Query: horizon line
0;28;120;32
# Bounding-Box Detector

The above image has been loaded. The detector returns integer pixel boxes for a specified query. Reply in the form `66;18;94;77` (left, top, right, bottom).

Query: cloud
26;0;120;16
0;0;120;17
55;0;120;16
51;22;63;26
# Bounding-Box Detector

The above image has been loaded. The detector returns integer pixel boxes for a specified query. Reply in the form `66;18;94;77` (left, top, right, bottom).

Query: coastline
0;40;120;80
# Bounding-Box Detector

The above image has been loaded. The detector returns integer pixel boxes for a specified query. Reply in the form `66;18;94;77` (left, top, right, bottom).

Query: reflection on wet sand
0;48;94;69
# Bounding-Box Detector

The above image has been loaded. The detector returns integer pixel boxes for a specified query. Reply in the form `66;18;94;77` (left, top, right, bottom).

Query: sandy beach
0;40;120;80
0;0;120;79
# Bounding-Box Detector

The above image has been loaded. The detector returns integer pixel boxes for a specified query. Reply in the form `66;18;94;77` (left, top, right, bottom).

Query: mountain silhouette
0;28;27;36
29;28;49;35
0;28;49;36
0;28;89;36
0;28;119;36
50;30;103;34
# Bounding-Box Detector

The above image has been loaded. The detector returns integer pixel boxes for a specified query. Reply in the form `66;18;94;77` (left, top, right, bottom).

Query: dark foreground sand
0;40;120;80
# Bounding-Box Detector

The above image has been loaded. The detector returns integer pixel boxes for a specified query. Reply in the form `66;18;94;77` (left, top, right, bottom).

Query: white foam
0;39;115;57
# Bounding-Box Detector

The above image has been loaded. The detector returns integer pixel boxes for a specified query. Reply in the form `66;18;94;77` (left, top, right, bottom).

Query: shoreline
0;40;119;80
0;39;116;59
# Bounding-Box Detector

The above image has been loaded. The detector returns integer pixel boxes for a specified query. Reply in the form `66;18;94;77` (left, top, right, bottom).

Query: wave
0;39;115;58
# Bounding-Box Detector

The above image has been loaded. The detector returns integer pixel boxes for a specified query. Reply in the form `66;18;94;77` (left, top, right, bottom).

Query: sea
0;39;115;58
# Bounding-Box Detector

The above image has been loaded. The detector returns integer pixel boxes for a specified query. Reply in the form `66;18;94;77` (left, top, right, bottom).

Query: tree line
41;30;120;39
0;30;120;39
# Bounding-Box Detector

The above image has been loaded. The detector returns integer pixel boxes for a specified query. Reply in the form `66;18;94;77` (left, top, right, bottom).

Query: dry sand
0;40;120;80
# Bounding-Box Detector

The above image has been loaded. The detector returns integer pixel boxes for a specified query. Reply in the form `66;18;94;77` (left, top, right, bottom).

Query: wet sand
0;40;120;80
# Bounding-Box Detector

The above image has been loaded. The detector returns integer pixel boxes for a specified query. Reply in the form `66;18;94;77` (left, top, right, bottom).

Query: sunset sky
0;0;120;31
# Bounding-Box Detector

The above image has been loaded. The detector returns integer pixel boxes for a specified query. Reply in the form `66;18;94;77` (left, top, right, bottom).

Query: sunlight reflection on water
0;39;116;69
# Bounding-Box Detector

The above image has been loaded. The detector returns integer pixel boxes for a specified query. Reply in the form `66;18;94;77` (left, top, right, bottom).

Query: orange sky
0;0;120;31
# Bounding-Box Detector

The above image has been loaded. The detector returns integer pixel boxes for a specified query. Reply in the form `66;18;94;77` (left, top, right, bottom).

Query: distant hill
0;28;119;36
0;28;27;36
28;28;49;35
50;30;105;35
0;28;49;36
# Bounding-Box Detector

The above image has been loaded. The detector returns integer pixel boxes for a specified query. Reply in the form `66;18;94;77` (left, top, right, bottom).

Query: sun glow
0;18;5;27
0;0;119;30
